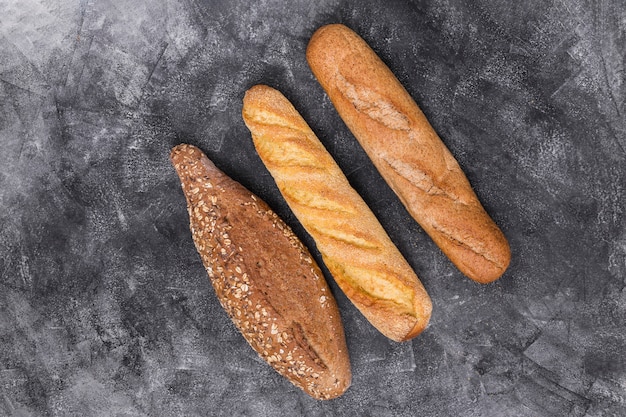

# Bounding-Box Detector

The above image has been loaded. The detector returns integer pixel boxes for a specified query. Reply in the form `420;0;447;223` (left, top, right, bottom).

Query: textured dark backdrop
1;0;625;415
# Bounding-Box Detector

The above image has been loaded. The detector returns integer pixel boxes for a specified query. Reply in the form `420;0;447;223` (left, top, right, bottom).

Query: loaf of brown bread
242;85;432;342
306;24;511;284
170;144;351;400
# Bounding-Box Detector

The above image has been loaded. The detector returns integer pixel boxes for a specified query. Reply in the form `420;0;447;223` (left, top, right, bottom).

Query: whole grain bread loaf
171;144;351;399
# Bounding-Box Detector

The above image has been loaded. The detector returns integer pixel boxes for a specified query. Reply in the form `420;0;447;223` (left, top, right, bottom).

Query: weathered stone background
1;0;624;415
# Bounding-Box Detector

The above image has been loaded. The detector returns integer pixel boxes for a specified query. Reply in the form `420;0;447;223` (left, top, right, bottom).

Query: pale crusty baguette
170;144;351;400
242;85;432;342
306;24;511;284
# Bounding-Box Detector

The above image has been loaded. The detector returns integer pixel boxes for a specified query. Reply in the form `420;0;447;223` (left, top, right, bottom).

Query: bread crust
170;144;351;400
306;24;511;283
242;85;432;342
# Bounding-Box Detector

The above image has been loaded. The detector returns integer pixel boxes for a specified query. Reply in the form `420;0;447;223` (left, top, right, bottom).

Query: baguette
170;144;351;400
242;85;432;342
306;24;511;283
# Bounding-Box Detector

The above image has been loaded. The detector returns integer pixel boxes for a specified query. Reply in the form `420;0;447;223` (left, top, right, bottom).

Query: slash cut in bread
242;85;432;342
306;24;511;283
171;144;351;400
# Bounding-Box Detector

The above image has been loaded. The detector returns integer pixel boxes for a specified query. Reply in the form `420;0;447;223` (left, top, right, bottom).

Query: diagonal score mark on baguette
244;107;311;136
381;154;472;214
307;223;380;251
244;107;334;173
336;73;411;131
430;222;506;270
381;155;447;197
281;186;357;216
382;156;505;270
252;132;327;171
323;258;415;314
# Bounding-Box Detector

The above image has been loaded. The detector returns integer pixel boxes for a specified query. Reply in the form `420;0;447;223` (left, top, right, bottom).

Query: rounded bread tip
170;144;221;175
243;84;281;117
475;246;511;284
170;143;196;163
244;83;269;97
307;24;351;62
400;315;429;342
309;23;347;44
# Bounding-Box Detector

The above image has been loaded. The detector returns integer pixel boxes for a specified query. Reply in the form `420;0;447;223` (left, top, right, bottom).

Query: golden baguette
171;144;351;400
306;24;511;283
242;85;432;342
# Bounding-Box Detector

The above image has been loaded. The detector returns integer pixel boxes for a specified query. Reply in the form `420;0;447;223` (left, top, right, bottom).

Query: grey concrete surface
1;0;625;415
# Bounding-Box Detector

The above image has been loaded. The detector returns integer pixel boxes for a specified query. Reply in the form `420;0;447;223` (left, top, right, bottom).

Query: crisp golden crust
170;144;351;399
242;85;432;342
306;24;511;283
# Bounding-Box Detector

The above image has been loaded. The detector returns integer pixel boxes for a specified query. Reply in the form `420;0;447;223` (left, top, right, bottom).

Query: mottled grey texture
0;0;625;416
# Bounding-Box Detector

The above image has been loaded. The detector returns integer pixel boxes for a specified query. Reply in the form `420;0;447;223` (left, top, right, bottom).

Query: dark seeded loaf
171;144;351;399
